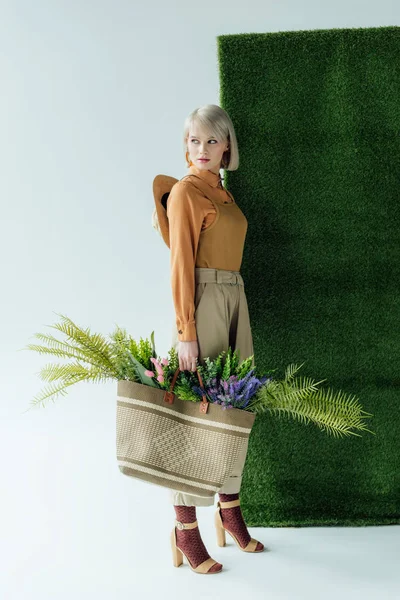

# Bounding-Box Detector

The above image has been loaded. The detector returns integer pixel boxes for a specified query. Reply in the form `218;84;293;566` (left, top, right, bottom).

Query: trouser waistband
195;267;244;286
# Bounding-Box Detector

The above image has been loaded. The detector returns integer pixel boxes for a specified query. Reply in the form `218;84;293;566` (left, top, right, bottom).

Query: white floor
2;416;399;600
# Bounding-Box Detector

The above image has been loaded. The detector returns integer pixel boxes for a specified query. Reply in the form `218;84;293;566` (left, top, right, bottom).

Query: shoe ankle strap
175;519;198;530
218;499;240;509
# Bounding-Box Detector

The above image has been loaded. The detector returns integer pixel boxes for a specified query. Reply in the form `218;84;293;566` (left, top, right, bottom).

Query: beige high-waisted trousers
168;267;255;507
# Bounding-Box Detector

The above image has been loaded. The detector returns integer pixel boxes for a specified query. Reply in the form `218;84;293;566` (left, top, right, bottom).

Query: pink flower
161;357;169;366
157;374;164;383
144;369;155;378
150;356;164;376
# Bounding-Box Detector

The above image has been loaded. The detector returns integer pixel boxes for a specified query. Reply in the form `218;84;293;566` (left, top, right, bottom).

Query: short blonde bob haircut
183;104;239;171
151;104;239;238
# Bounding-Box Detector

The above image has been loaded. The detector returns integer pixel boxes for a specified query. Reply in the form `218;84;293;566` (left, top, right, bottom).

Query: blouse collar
188;163;223;188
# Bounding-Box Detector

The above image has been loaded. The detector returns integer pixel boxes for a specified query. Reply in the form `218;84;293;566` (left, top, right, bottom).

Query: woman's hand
178;340;199;372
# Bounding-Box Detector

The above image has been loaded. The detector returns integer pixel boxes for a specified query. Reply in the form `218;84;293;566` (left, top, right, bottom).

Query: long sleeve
167;181;207;342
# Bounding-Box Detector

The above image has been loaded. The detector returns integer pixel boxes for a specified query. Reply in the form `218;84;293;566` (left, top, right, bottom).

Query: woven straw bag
116;367;256;497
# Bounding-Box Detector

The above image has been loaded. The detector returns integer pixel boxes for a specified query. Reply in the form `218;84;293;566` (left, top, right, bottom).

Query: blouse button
178;330;183;334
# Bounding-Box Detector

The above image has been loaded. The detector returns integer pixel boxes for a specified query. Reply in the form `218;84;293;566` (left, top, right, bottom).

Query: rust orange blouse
166;164;236;342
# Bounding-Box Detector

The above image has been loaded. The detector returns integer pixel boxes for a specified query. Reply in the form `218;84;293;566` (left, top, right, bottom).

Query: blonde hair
183;104;239;170
152;104;239;238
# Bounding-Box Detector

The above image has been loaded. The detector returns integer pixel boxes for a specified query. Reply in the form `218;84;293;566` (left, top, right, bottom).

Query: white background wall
1;2;399;598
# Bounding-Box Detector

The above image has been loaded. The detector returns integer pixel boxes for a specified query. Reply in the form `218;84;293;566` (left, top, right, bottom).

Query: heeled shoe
170;519;223;574
214;499;264;552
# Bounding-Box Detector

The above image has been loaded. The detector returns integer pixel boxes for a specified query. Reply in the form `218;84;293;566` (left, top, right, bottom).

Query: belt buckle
216;270;239;285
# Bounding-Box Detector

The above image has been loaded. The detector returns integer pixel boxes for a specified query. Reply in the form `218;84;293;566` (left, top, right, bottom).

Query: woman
153;104;264;574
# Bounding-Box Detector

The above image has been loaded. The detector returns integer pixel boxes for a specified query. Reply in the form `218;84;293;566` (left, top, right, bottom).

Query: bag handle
163;367;209;414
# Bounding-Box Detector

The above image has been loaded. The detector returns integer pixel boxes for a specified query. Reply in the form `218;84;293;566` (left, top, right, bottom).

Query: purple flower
191;368;270;410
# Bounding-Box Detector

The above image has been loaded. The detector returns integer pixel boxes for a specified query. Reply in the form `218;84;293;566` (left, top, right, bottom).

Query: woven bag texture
116;380;256;496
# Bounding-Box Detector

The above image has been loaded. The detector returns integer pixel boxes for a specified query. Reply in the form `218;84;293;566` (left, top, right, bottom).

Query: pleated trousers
168;267;255;507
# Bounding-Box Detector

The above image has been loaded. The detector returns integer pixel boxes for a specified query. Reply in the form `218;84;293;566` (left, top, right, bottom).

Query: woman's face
187;126;229;174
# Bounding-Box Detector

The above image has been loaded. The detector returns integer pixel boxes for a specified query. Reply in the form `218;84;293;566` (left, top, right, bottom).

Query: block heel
215;500;265;553
170;528;184;567
170;519;223;574
214;506;226;547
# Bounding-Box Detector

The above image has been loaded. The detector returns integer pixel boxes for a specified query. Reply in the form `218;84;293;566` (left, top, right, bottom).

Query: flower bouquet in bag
22;313;375;496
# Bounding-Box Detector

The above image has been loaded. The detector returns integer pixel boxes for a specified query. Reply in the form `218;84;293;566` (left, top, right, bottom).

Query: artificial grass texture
217;25;400;526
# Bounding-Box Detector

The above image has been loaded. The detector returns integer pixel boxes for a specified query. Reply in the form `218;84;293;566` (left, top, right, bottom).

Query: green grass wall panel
217;26;400;526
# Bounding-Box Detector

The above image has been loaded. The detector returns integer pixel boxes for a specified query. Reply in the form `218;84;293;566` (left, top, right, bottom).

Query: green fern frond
284;362;305;382
23;335;106;367
172;371;199;402
249;376;374;438
36;361;113;384
48;312;115;372
109;325;128;340
222;347;234;380
236;356;254;380
21;363;109;412
273;375;326;405
230;347;240;373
